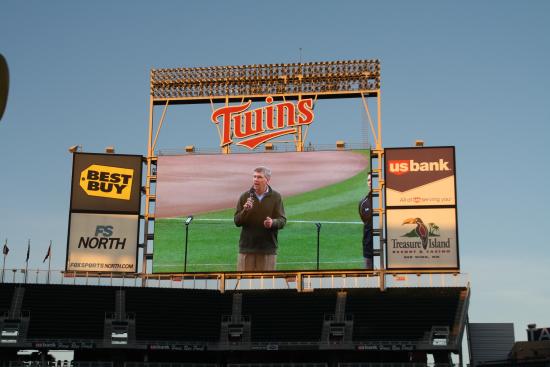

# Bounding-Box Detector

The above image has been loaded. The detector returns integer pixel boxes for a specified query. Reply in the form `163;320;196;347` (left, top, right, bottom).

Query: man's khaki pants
237;253;277;271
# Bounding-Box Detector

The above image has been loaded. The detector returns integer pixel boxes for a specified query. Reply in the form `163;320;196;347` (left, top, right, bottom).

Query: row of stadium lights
151;60;381;84
151;79;381;98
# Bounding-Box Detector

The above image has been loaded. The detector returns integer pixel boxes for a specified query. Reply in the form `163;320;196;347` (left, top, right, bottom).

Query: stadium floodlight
68;145;82;153
150;59;381;102
415;140;425;147
105;146;116;154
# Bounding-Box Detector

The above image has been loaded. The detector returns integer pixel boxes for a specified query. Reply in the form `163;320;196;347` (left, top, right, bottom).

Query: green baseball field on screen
153;150;371;273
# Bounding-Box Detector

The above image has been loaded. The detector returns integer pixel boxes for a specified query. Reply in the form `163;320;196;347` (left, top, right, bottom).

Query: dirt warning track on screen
155;150;368;218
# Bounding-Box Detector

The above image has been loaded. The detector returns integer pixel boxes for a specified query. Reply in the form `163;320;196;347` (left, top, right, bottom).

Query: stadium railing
7;362;113;367
227;364;327;367
158;143;369;155
339;364;459;367
0;269;469;292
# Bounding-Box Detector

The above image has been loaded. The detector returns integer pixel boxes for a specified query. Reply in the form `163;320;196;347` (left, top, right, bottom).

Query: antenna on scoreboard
299;48;303;64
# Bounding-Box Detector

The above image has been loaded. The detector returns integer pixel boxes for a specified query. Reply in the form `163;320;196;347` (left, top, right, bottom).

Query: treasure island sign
211;96;314;149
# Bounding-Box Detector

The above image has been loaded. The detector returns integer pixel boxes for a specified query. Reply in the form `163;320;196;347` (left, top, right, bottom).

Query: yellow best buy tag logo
79;165;134;200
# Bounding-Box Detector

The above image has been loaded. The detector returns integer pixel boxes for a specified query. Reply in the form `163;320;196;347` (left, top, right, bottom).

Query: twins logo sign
211;96;314;149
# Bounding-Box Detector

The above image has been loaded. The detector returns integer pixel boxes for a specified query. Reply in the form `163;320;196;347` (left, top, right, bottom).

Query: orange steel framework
144;59;388;288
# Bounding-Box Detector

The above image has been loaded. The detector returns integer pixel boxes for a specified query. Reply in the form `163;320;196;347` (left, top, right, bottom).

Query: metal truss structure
144;59;386;288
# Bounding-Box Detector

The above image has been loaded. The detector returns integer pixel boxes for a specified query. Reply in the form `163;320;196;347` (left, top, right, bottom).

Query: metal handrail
0;268;469;292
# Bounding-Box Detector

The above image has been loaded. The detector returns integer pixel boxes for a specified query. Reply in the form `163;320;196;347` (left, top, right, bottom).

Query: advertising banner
386;208;458;269
528;327;550;342
70;153;143;213
66;213;139;272
385;147;455;207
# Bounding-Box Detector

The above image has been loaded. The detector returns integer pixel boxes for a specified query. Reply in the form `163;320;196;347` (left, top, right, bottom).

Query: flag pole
1;239;6;283
47;240;52;284
24;239;30;284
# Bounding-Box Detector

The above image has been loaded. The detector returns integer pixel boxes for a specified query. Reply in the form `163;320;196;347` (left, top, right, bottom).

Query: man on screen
234;166;286;271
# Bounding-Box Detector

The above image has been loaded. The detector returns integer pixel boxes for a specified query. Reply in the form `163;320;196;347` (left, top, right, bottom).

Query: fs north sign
385;147;456;207
211;97;314;149
70;153;143;213
66;213;139;272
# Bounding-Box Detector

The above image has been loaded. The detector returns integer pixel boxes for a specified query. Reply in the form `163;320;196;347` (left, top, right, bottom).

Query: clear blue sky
1;1;549;340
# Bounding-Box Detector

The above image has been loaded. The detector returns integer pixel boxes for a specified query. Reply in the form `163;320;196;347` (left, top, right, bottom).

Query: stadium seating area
238;289;337;342
0;284;468;367
22;284;112;339
125;287;233;341
0;283;14;311
347;288;461;341
0;284;466;345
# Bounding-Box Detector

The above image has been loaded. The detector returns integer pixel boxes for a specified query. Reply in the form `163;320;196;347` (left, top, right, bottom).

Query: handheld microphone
244;187;255;211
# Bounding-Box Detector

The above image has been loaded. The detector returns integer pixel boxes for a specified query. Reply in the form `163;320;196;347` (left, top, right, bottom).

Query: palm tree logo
402;218;440;250
428;223;440;236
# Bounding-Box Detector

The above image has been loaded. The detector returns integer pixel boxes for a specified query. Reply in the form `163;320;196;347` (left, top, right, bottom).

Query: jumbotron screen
152;150;371;273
